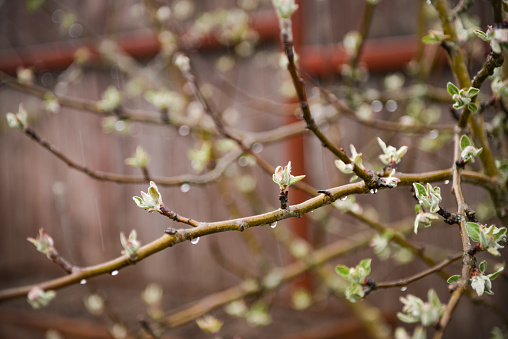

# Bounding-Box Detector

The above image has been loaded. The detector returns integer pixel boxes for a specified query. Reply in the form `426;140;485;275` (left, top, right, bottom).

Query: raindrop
41;72;54;87
371;100;383;113
400;286;408;292
319;121;330;132
340;196;347;201
111;270;119;276
270;221;278;229
52;9;64;23
238;156;249;167
52;181;66;196
428;129;439;140
386;100;398;112
69;23;83;38
180;183;190;193
178;125;190;136
80;279;87;285
252;143;263;154
110;65;121;80
444;180;450;185
191;237;200;245
115;120;126;132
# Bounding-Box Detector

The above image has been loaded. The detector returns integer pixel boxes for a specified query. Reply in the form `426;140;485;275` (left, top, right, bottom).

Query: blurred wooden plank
0;309;112;338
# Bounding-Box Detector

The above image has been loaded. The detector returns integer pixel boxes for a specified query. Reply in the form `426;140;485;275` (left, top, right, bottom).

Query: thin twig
48;253;75;274
159;204;200;227
350;1;377;70
372;252;462;290
279;23;372;183
433;0;498;179
472;52;504;90
318;87;455;133
433;133;472;339
350;210;450;279
22;126;242;186
163;229;377;328
0;181;367;302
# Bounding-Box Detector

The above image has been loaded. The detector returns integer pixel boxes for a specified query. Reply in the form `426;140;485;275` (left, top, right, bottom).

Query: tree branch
280;24;373;183
372;252;462;291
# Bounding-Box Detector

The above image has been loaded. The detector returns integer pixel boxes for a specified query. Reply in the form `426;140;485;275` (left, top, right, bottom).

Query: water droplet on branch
340;196;347;201
191;237;200;245
400;286;408;291
111;270;119;276
80;279;87;285
178;125;190;136
270;222;278;229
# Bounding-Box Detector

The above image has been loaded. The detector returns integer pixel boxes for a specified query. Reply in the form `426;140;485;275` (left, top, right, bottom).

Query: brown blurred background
0;1;506;338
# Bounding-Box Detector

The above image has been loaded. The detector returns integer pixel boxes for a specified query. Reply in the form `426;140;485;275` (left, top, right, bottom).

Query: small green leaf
336;265;350;279
349;175;359;183
491;40;502;54
359;258;372;275
335;160;354;174
289;175;306;186
344;283;364;303
493;227;507;241
473;29;489;42
460;135;471;151
465;222;481;242
397;312;419;324
479;260;487;273
468;103;478;112
488;266;504;280
427;289;441;309
132;196;144;208
447;82;459;96
422;35;440;45
377;137;388;153
413;183;427;199
467;87;480;98
447;275;461;284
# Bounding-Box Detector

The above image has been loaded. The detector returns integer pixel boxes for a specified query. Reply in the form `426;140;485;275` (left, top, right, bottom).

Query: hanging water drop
340;196;347;201
111;270;119;276
191;237;200;245
180;183;190;193
400;286;408;292
80;279;87;285
370;189;375;194
444;180;450;185
178;125;190;136
270;221;278;229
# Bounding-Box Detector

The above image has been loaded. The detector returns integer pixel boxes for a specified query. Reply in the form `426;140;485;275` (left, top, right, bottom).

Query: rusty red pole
287;0;313;292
